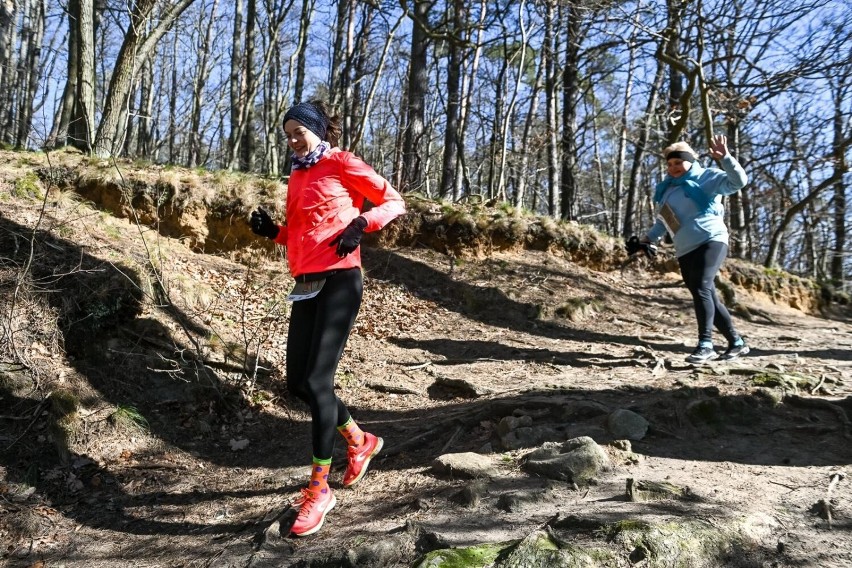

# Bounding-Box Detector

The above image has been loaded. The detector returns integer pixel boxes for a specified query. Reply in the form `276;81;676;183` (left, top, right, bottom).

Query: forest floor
1;161;851;567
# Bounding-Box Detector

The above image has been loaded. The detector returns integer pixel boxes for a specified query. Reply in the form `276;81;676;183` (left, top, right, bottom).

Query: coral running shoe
290;487;336;537
343;432;383;487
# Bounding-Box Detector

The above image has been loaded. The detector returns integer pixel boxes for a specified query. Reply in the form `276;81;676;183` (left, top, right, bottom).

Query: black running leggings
677;241;738;346
286;268;362;461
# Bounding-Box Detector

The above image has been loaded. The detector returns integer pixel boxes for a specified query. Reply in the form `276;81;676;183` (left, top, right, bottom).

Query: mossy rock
496;531;614;567
603;515;774;567
413;531;615;568
412;542;507;568
750;371;817;391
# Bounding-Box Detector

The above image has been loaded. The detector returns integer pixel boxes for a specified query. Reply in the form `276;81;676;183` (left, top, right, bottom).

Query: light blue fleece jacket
645;154;748;257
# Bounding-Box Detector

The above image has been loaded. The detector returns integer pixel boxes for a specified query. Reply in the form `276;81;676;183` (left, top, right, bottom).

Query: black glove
330;216;368;257
626;236;642;256
250;207;279;239
626;236;657;259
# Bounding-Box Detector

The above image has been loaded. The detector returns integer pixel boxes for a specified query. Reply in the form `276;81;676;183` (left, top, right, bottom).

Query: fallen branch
816;471;847;529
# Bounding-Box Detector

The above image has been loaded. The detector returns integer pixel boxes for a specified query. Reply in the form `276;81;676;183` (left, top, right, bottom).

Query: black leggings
677;241;739;346
286;268;362;461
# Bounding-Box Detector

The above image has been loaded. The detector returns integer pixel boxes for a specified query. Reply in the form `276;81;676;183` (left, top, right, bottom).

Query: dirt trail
1;193;851;567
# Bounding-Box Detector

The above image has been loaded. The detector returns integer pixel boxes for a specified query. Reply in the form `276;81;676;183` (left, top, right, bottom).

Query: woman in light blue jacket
641;135;750;364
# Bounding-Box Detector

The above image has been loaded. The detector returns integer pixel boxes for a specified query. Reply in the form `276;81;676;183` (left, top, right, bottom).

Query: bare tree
227;0;292;171
455;0;487;200
12;0;45;149
69;0;96;151
187;0;220;168
92;0;198;157
400;0;433;193
559;1;584;220
613;6;639;236
497;0;528;203
438;0;464;199
543;0;559;216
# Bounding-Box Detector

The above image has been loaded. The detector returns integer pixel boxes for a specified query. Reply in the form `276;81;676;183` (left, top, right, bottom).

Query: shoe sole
291;493;337;537
720;346;750;361
343;437;384;488
685;355;718;364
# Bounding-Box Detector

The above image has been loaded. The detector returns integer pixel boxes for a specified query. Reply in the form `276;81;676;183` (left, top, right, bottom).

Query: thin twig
5;397;50;451
440;426;464;454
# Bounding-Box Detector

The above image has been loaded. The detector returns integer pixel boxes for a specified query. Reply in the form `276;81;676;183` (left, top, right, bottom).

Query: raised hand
709;134;729;161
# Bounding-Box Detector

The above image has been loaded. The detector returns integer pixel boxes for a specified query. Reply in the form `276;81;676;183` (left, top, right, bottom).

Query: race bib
658;203;681;235
286;279;326;301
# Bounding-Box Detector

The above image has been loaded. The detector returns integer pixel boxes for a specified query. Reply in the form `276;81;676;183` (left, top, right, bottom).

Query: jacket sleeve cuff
646;221;665;242
272;225;288;245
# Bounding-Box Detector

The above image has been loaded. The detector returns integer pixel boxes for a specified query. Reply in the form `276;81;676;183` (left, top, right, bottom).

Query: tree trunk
51;2;78;148
401;0;431;193
0;0;13;111
347;3;374;150
623;44;667;238
488;41;508;201
544;0;558;217
92;0;156;157
666;0;684;141
293;0;313;105
68;0;95;152
187;0;219;167
329;0;350;110
167;28;179;162
228;0;245;166
765;167;848;268
349;11;404;154
497;0;527;203
438;3;462;198
614;7;638;236
516;43;544;210
229;0;288;170
93;0;197;157
726;122;749;258
0;0;18;145
455;0;486;201
16;0;45;149
239;0;257;170
559;1;580;221
830;85;849;285
137;59;155;158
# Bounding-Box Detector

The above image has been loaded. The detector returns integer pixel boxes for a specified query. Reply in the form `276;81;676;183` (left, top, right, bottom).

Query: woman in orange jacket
250;100;405;537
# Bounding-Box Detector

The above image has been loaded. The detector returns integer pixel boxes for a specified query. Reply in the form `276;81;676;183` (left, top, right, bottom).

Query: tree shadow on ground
389;336;658;369
364;248;852;364
362;248;671;349
3;376;850;541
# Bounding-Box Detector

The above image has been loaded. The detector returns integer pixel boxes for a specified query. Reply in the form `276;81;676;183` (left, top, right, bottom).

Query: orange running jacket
273;148;405;278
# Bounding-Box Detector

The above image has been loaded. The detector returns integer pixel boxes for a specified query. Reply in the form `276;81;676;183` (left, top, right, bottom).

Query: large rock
432;452;498;479
606;409;649;440
522;437;610;484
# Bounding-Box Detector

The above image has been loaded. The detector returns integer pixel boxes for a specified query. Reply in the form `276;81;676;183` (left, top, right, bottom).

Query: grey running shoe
719;341;750;361
685;346;718;364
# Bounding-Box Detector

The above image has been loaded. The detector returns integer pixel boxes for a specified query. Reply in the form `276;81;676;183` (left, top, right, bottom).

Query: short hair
662;141;698;160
